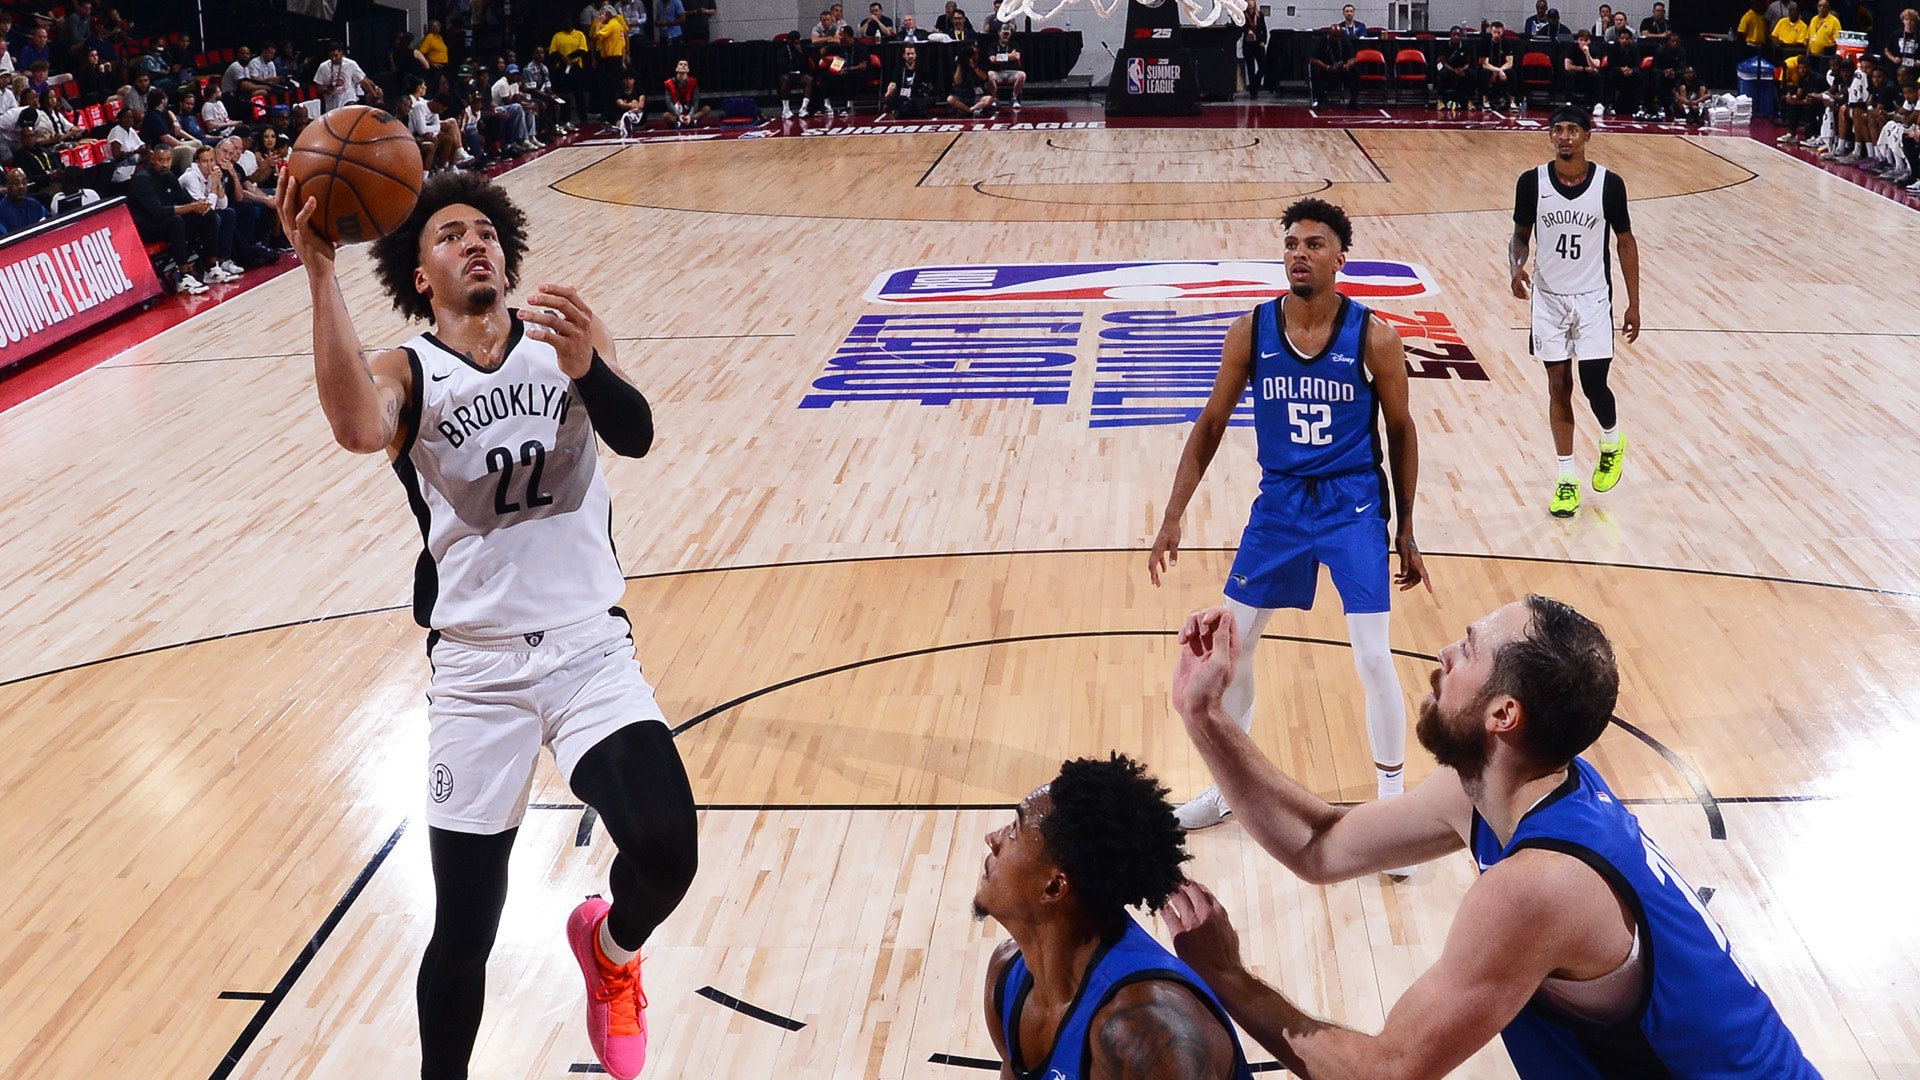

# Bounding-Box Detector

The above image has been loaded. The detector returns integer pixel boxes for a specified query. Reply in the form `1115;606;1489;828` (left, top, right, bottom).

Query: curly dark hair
1281;197;1354;251
1491;594;1619;765
1040;754;1190;921
370;170;529;324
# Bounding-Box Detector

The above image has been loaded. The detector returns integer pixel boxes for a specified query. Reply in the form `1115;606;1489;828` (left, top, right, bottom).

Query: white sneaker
218;260;244;277
1173;785;1233;831
1800;136;1824;148
1593;102;1604;116
177;273;209;294
782;103;793;118
454;148;475;164
1011;97;1022;108
202;265;234;284
824;104;836;117
798;102;811;117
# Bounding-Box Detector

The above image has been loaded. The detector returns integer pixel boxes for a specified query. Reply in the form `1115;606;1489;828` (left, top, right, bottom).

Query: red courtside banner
0;197;163;371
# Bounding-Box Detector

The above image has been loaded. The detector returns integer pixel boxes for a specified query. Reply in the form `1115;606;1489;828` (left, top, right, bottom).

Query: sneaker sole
1549;505;1578;518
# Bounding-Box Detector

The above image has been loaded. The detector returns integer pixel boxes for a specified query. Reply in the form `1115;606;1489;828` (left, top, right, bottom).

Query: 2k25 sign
865;259;1438;304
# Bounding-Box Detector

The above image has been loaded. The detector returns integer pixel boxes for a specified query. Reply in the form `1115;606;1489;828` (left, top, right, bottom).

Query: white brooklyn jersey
394;316;625;635
1530;162;1614;296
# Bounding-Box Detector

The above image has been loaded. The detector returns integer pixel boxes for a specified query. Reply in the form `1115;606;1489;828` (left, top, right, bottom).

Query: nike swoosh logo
431;371;452;381
1259;351;1281;360
1355;503;1375;515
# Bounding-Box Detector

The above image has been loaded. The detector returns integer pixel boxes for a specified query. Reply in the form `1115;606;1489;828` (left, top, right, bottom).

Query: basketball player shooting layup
1510;106;1639;519
275;170;697;1080
1149;197;1427;839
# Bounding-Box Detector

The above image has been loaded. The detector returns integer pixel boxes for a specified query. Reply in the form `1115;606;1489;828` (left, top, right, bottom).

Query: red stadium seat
1521;50;1555;104
1354;47;1388;103
1392;47;1428;104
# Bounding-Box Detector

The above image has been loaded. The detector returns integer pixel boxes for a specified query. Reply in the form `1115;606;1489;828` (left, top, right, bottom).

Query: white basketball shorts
424;611;668;833
1530;287;1615;363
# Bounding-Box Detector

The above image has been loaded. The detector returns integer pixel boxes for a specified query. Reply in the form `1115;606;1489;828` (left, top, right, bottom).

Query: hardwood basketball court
3;119;1918;1079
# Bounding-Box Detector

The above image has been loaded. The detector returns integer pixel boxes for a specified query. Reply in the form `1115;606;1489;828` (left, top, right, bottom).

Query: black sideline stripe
576;806;599;847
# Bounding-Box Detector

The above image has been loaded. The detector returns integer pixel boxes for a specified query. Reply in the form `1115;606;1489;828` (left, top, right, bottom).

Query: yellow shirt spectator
549;27;590;67
1807;10;1840;51
420;31;449;65
1737;8;1768;44
592;12;630;59
1772;15;1809;46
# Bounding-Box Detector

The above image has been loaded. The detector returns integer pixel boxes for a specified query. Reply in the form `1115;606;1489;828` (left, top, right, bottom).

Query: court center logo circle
430;763;455;803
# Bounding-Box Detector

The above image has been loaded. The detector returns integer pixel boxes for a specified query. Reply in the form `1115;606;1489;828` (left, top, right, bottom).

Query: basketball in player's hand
287;105;423;246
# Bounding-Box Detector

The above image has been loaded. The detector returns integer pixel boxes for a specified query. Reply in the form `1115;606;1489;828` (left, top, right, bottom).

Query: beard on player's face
1290;282;1317;298
1415;671;1495;778
465;283;499;309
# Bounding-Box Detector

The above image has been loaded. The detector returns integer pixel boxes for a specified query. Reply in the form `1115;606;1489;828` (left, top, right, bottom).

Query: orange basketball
287;105;424;246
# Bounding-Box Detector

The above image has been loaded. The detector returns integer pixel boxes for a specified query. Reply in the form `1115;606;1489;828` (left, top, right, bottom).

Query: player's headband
1547;105;1591;131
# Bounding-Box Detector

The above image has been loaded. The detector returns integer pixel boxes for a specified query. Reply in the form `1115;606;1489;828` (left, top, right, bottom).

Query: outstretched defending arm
1148;312;1254;586
277;170;411;456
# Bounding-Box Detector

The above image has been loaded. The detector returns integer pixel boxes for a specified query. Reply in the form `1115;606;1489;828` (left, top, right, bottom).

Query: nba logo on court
866;259;1439;303
1126;59;1147;95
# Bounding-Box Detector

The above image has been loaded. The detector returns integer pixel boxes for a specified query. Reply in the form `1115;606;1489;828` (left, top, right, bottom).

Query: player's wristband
573;351;654;457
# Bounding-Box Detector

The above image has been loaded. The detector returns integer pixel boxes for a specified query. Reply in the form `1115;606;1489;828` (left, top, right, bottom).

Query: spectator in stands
175;86;209;143
1775;55;1822;139
1338;3;1367;36
105;104;145;187
939;7;977;39
815;26;872;116
313;40;380;112
590;2;630;119
59;0;91;55
0;35;14;83
881;43;933;118
613;74;646;135
252;124;289;191
1538;6;1573;40
117;70;151;115
1608;10;1632;39
862;2;896;38
1437;25;1474;108
200;82;241;139
657;58;709;126
141;86;195;157
15;121;55;190
935;0;961;35
1590;3;1612;37
49;166;99;216
215;134;281;260
685;0;716;43
548;23;589;126
1242;0;1268;96
1479;21;1514;107
657;0;688;44
1885;8;1919;72
420;21;450;68
0;166;46;232
223;46;262;97
985;26;1025;108
1602;26;1640;114
17;27;50;72
489;65;539;153
179;145;243;283
1524;0;1553;36
948;39;996;114
779;31;816;117
126;143;209;292
76;47;120;102
1671;64;1708;120
812;8;843;43
1644;30;1686;118
1563;27;1602;104
522;47;563;137
248;43;289;92
1309;23;1357;106
1807;0;1842;69
44;93;84;147
402;74;457;170
391;32;431;83
899;14;930;41
1641;2;1669;32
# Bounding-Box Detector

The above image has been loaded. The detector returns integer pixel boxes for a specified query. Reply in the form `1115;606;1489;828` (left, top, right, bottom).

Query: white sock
1376;765;1405;798
598;914;638;966
1600;426;1619;447
1556;454;1576;481
1346;612;1407;789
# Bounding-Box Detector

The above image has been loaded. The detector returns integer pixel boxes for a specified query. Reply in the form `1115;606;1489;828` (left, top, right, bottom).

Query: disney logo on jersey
1328;352;1357;365
865;258;1438;304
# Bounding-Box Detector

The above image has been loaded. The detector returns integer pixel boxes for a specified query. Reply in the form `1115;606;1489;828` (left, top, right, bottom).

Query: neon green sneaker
1549;479;1581;518
1592;436;1627;493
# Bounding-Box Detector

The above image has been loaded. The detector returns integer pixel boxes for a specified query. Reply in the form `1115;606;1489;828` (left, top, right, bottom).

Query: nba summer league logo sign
805;260;1488;427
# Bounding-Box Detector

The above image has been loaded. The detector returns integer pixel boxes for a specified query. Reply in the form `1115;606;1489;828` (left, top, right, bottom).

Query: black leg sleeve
570;721;699;953
1577;357;1617;429
418;826;518;1080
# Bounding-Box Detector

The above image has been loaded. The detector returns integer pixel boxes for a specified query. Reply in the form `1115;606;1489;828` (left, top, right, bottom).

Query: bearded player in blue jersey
1158;598;1822;1080
1150;198;1428;848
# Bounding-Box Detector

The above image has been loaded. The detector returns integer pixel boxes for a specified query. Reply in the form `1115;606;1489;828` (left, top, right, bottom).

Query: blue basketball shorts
1223;470;1391;615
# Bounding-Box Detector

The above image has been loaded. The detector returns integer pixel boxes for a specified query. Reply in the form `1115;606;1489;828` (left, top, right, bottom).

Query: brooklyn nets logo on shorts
430;763;455;803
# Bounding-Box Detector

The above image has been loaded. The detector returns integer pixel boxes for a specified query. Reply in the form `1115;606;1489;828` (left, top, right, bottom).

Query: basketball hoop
993;0;1244;27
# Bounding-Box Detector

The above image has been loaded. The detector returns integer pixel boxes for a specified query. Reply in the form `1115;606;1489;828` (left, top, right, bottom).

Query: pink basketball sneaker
566;898;649;1080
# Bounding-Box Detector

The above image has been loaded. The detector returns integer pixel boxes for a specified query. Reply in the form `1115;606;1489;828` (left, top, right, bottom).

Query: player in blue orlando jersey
1158;599;1822;1080
1149;198;1428;844
977;754;1255;1080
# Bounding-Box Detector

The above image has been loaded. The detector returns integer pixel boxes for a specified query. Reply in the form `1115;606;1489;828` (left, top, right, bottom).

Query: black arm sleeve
572;352;654;458
1512;168;1538;228
1602;170;1631;234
